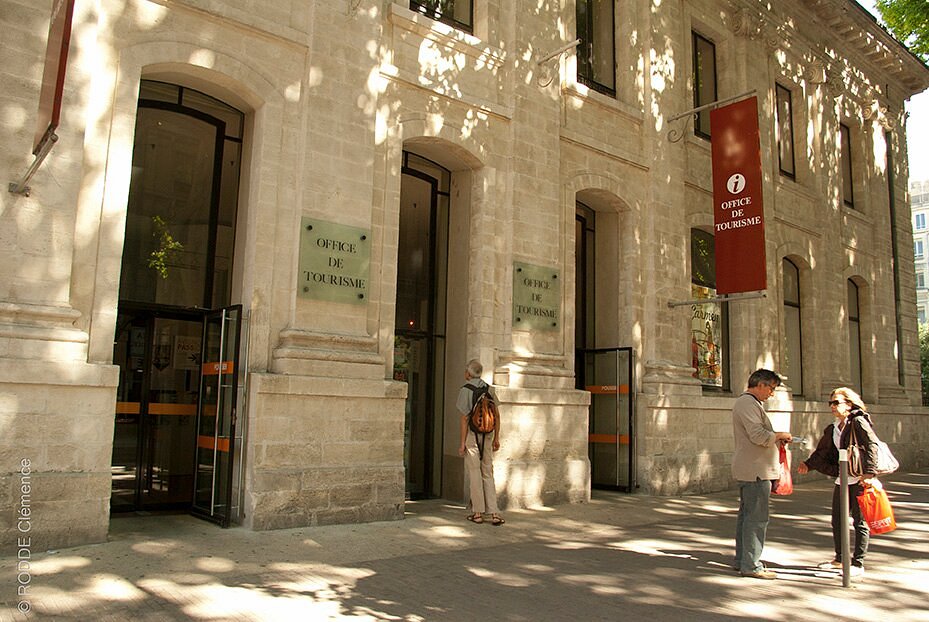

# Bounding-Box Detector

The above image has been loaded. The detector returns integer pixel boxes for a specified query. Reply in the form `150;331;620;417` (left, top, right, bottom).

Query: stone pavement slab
1;472;927;621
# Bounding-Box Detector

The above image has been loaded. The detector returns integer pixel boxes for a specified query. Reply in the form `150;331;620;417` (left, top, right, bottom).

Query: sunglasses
828;400;844;407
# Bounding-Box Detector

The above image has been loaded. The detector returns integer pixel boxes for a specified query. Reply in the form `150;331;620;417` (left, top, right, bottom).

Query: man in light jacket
732;369;792;579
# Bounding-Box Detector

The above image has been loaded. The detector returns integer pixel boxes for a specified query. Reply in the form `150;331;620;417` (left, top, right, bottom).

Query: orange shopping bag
857;480;896;535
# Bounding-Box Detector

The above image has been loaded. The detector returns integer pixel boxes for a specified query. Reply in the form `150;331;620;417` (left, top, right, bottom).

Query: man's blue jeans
735;478;772;573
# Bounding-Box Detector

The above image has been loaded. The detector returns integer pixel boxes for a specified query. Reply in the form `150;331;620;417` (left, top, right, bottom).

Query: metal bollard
838;448;850;588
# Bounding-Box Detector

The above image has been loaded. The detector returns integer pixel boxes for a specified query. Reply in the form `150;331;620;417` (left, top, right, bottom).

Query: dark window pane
410;0;472;32
396;173;435;332
184;89;243;139
847;279;862;393
139;81;180;104
783;259;802;394
212;139;241;309
847;279;860;318
691;228;716;288
840;123;854;207
121;108;219;307
776;83;796;177
692;33;717;138
577;0;615;95
782;258;800;304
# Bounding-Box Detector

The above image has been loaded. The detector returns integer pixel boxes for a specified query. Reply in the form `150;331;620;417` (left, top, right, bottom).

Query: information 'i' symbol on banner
727;173;746;195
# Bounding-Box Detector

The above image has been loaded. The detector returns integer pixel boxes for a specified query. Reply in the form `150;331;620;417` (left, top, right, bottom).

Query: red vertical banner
710;96;766;295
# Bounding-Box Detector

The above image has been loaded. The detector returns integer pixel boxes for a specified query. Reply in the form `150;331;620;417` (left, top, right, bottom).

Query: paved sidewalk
2;471;928;621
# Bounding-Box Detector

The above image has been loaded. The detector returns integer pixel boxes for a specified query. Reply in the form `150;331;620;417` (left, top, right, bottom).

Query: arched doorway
393;151;451;499
575;197;635;492
111;80;246;524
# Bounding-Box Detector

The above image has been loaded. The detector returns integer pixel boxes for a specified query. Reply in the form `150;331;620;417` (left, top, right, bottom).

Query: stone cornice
727;0;929;97
807;0;929;95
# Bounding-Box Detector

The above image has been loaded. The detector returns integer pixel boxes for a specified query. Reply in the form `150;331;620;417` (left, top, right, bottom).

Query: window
692;33;717;138
915;213;926;230
410;0;472;32
575;203;596;366
775;84;795;178
919;306;927;325
576;0;615;96
120;80;244;309
916;240;925;259
848;280;862;394
840;123;854;207
691;229;729;390
783;259;803;395
918;271;926;289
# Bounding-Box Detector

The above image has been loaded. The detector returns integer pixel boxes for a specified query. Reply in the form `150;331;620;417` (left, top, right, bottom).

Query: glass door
111;309;203;510
192;305;242;526
584;347;636;492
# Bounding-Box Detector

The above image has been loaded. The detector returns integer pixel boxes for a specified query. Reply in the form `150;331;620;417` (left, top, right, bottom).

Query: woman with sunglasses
797;387;880;577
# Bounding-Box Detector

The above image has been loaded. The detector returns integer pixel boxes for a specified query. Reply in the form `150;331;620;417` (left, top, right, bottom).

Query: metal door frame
191;304;242;527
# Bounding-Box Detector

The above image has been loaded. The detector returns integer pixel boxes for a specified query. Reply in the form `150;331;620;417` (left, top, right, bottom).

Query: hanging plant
147;215;183;279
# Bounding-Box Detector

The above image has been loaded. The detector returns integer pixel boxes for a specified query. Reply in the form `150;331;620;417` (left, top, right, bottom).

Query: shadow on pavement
0;472;926;621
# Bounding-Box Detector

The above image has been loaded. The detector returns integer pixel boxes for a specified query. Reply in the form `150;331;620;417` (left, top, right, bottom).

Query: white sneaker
850;565;864;578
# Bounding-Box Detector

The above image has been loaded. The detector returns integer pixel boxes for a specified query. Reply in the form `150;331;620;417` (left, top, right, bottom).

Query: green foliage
875;0;929;62
147;216;183;279
920;323;929;405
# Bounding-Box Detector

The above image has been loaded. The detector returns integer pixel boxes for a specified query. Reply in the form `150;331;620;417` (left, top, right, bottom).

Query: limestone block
374;474;405;504
366;440;404;466
253;442;323;469
0;472;109;549
328;484;376;509
250;509;311;531
248;470;303;493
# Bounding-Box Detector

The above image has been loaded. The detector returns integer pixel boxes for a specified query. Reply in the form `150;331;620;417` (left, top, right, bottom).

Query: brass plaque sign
513;261;560;331
298;217;370;304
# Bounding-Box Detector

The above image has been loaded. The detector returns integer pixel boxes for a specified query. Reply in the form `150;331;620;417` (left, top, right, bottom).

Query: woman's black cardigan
802;408;881;478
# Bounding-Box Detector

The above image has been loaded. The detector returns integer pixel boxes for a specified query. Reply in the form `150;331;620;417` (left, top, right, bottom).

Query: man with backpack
457;358;504;526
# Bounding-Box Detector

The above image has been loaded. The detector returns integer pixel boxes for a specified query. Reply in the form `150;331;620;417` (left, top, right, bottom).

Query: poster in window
393;335;410;382
174;335;201;370
691;284;722;387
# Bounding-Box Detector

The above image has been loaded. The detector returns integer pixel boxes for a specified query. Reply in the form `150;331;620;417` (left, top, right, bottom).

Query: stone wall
0;361;117;549
639;388;929;496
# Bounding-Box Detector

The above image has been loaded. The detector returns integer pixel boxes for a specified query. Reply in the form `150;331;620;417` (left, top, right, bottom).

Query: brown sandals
467;513;505;525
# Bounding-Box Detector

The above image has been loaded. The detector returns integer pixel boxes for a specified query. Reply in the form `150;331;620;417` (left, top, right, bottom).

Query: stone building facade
2;0;928;549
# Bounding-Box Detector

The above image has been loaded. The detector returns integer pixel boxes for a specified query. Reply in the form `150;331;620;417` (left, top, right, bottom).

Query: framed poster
691;284;723;387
